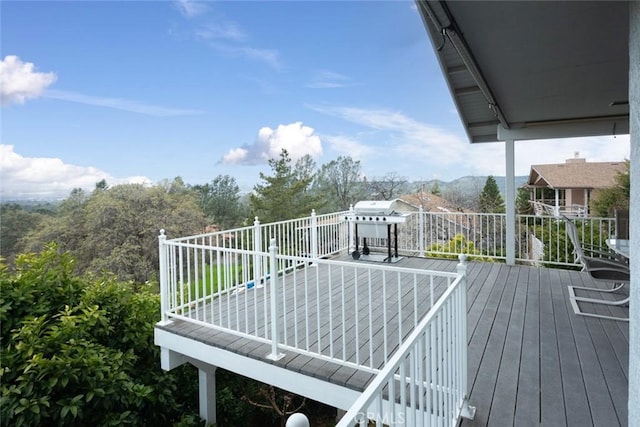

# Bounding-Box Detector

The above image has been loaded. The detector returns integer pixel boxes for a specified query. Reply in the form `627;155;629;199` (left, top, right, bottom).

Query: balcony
154;209;628;426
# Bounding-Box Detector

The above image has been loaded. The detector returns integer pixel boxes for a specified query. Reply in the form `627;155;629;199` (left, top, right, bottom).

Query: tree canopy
19;181;206;283
249;150;324;222
313;156;365;212
590;160;630;217
367;172;408;201
477;176;505;213
191;175;245;229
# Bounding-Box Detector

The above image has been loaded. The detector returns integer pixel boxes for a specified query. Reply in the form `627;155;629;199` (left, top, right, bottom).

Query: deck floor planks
560;270;623;426
488;264;530;425
538;267;569;425
549;268;593;427
156;256;629;426
461;264;514;426
514;266;541;426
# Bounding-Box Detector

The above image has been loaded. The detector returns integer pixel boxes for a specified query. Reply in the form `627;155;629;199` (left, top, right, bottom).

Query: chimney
566;152;586;164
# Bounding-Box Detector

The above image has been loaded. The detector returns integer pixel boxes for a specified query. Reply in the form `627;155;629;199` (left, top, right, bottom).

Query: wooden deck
156;256;629;426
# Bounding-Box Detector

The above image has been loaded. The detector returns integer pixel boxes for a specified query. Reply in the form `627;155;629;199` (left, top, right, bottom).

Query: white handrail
336;255;474;427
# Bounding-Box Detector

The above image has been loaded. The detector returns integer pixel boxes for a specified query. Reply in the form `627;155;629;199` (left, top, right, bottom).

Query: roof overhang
416;1;630;143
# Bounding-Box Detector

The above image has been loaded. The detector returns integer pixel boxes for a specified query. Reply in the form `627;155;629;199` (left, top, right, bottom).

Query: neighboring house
524;154;625;217
398;191;464;213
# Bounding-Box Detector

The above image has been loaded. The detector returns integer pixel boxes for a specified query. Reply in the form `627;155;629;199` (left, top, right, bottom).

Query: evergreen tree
430;181;442;196
590;160;630;217
477;176;505;213
516;188;533;215
249;150;323;222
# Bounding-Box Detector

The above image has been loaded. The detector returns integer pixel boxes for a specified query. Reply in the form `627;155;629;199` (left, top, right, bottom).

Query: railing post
253;217;262;286
310;209;318;260
348;204;355;254
158;229;170;324
419;206;425;257
456;254;475;420
267;238;285;361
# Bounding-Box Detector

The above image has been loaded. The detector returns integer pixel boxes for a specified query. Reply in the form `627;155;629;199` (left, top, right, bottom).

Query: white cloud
195;22;247;42
209;41;284;71
309;104;631;181
306;70;352;89
44;89;204;116
222;122;323;165
175;0;209;18
0;145;152;200
0;55;57;106
324;135;374;160
309;105;470;164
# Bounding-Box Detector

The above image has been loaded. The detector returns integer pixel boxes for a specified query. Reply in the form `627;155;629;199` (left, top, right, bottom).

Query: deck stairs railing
335;255;475;426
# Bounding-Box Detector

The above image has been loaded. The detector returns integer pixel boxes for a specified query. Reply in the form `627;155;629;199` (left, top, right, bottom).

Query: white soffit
416;0;630;143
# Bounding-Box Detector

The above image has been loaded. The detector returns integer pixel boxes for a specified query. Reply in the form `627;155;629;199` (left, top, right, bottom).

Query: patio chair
562;216;630;321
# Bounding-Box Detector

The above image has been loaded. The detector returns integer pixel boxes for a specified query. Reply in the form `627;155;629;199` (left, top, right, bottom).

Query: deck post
310;209;318;259
198;366;217;424
419;206;425;257
456;254;476;420
505;138;516;265
158;229;170;324
348;204;355;254
253;217;263;286
267;238;285;361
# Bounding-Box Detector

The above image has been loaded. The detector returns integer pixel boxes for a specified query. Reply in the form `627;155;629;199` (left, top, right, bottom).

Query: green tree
477;176;505;213
590;160;630;217
0;204;50;263
0;245;200;427
249;150;323;222
192;175;244;229
314;156;365;212
20;184;206;282
516;188;534;215
430;181;442;196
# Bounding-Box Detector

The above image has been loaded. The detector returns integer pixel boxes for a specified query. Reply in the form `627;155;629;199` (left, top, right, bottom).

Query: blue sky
1;0;630;200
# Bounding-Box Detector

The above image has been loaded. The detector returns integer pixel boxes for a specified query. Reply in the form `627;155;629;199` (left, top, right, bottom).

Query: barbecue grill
345;199;409;262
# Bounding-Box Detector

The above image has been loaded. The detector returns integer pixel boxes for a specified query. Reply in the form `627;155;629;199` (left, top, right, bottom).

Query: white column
554;189;560;217
198;367;217;424
505;138;516;265
628;2;639;425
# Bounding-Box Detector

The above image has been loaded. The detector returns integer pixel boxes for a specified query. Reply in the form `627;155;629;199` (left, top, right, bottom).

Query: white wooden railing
158;233;461;372
530;200;588;218
361;208;613;267
336;256;475;427
161;208;615;294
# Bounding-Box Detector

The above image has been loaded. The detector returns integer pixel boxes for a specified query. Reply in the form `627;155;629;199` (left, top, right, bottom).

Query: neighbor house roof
525;158;626;190
399;192;464;213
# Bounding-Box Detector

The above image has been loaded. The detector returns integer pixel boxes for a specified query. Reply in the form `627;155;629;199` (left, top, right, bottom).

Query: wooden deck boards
156;256;629;426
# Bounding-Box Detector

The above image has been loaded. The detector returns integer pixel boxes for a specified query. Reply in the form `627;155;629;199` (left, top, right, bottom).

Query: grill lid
353;199;402;216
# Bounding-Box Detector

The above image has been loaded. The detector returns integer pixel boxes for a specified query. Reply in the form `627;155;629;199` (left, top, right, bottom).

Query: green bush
0;244;200;427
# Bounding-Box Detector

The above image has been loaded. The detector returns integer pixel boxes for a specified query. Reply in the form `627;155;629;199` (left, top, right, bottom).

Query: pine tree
249;149;324;222
477;176;505;213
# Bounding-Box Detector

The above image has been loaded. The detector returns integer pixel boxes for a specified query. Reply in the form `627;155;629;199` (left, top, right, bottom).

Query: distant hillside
411;175;528;210
415;176;528;197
